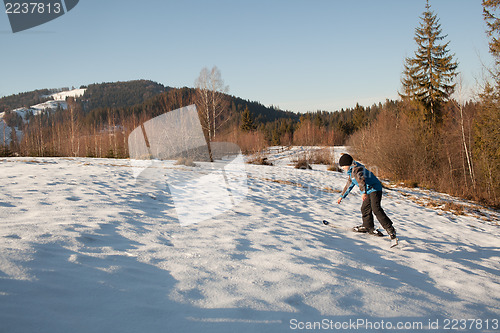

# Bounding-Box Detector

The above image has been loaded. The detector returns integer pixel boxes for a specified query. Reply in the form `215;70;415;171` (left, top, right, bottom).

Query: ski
322;220;384;236
352;225;384;236
322;220;399;248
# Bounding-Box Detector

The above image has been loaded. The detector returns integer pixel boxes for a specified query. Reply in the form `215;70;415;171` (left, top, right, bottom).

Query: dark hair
339;154;353;167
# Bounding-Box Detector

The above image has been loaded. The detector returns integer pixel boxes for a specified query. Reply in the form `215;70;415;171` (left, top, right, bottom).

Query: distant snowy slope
0;153;498;333
49;88;86;101
18;87;86;116
0;88;85;145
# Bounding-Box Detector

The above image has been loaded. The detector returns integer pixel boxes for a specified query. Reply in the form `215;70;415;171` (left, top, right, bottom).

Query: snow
48;88;86;101
26;88;86;114
1;87;86;120
24;87;86;116
0;149;499;332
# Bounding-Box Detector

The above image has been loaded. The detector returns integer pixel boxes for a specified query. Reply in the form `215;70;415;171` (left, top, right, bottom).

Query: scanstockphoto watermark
289;318;499;331
290;318;425;331
3;0;79;33
128;104;248;227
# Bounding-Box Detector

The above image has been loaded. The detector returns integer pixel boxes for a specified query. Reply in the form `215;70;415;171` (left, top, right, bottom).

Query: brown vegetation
292;148;334;170
246;154;273;166
349;100;498;208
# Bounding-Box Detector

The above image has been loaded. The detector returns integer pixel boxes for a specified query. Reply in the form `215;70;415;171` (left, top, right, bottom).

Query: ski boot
353;225;384;237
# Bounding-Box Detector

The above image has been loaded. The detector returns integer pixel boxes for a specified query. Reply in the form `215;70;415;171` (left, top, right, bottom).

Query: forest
0;80;375;159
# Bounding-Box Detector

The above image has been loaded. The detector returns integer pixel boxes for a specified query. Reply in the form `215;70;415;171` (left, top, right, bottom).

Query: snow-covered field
0;148;499;332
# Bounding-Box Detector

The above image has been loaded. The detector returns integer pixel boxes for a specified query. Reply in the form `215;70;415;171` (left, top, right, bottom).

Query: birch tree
194;66;229;141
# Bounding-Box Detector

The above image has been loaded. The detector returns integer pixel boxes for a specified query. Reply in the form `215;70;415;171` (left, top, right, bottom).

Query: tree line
1;75;377;159
349;1;499;207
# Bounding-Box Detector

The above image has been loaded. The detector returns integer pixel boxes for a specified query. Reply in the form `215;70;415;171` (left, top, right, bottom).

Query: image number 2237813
3;0;79;33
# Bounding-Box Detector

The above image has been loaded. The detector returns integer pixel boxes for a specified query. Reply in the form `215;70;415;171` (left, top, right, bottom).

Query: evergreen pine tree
476;0;500;204
353;103;368;130
240;106;257;132
484;0;500;69
400;0;458;122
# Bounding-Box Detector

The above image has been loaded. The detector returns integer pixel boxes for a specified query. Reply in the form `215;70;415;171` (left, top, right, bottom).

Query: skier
336;154;398;244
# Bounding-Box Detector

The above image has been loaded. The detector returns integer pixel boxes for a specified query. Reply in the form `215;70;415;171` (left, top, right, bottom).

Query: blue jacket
340;161;382;199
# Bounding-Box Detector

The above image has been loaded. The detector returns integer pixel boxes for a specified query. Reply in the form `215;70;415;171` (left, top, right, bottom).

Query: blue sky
0;0;493;112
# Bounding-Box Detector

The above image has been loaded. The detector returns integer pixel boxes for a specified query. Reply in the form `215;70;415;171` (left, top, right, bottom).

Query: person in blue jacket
337;154;397;240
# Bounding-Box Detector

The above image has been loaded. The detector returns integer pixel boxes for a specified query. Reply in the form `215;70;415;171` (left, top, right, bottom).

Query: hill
0;88;57;113
0;147;498;332
0;80;379;157
0;80;170;149
80;80;170;110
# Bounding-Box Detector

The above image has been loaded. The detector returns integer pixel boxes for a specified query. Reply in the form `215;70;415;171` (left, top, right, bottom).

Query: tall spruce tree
484;0;500;68
476;0;500;204
240;106;257;132
400;0;458;122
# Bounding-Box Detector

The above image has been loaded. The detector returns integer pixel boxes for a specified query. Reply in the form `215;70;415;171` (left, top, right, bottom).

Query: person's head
338;154;353;171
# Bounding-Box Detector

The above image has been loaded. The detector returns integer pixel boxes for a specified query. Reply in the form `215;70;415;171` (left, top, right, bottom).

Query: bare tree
195;67;210;138
453;75;476;190
2;119;6;147
38;111;44;156
66;98;84;157
194;66;229;141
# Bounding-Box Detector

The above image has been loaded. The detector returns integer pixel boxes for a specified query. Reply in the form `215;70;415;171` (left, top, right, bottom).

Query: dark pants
361;191;395;235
